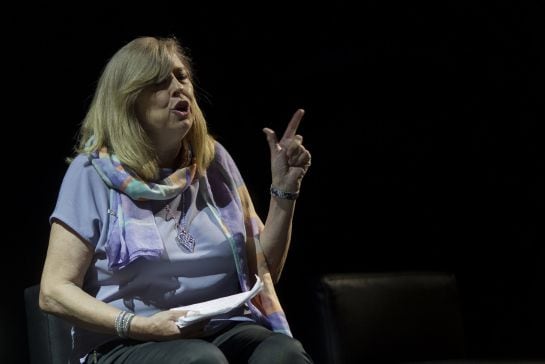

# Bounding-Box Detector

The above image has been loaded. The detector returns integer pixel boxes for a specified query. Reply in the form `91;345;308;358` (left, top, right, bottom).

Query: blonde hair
76;36;215;181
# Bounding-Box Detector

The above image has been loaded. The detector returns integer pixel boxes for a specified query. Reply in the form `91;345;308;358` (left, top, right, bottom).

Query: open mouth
172;100;190;118
173;100;190;112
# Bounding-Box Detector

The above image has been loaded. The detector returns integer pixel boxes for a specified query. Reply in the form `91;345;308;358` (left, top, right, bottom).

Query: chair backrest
315;272;466;364
24;285;72;364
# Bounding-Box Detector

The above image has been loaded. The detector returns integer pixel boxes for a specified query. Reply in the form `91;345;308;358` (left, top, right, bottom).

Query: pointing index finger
281;109;305;141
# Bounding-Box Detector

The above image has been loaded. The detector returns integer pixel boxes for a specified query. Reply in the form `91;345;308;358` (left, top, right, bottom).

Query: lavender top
50;144;254;363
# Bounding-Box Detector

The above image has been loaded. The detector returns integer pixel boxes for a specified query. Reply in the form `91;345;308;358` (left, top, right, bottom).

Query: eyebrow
172;65;187;73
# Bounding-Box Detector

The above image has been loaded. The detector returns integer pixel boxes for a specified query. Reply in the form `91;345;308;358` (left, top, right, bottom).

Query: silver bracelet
115;311;125;337
122;312;135;338
115;311;135;338
270;185;299;200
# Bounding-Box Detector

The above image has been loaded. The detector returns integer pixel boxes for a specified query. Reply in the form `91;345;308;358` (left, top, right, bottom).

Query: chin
173;123;192;138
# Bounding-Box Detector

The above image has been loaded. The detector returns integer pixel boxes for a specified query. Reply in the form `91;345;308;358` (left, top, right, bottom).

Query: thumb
262;128;281;153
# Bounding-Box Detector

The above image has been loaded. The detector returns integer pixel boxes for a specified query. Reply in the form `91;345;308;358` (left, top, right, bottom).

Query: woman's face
135;54;195;147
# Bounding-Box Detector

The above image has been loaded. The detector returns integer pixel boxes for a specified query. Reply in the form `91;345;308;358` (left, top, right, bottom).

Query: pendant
175;227;196;253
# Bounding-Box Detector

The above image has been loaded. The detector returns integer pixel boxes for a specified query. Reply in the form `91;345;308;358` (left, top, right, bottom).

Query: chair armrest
315;272;466;364
24;285;72;364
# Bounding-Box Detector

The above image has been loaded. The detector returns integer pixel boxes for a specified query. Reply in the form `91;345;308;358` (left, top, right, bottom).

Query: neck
157;143;183;169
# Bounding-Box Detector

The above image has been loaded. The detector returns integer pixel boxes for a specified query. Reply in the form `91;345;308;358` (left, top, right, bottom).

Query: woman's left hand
263;109;312;193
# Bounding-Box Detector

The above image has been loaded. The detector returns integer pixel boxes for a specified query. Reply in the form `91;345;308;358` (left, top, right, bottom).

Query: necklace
164;192;196;253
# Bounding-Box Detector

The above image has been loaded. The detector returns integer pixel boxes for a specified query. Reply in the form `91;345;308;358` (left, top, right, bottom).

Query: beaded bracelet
270;185;299;200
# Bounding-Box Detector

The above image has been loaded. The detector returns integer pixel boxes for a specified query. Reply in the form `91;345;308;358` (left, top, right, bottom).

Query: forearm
41;276;210;342
39;280;121;336
259;109;310;282
260;195;296;282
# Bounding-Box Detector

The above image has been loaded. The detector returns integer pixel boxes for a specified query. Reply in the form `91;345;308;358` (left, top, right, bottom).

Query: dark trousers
87;322;313;363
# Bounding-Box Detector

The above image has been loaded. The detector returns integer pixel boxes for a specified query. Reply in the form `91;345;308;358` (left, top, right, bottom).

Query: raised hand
263;109;312;194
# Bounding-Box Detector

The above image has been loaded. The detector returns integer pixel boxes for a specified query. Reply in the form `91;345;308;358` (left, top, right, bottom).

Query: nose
173;83;184;97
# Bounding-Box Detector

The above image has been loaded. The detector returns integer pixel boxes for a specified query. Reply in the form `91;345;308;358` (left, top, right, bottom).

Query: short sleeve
49;154;110;247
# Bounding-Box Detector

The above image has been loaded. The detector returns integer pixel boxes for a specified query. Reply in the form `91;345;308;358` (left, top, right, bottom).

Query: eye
176;71;188;82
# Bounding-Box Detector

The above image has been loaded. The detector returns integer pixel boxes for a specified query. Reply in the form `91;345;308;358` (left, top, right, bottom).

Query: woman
39;36;312;363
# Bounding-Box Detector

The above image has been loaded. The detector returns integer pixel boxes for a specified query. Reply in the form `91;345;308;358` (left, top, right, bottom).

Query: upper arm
41;220;94;290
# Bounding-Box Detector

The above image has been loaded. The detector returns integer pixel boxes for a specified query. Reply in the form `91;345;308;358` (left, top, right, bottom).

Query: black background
3;1;544;362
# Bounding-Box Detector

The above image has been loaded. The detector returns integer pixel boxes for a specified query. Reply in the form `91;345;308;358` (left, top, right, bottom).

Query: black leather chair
25;275;464;364
25;277;541;364
24;285;72;364
314;272;467;364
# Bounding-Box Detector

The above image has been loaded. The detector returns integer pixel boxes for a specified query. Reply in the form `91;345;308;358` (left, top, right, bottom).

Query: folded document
171;275;263;328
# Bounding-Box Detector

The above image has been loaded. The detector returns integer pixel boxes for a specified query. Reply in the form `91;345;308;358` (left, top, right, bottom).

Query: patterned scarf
90;147;196;270
201;144;293;336
224;185;293;336
90;145;292;336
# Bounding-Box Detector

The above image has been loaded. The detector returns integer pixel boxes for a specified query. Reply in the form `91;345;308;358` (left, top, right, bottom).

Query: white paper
171;275;263;328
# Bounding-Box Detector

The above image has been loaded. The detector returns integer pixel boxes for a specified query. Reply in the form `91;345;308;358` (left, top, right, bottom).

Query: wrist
125;315;148;339
115;310;135;338
270;185;299;200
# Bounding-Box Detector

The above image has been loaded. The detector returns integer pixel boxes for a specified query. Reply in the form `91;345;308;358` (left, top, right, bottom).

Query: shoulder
212;141;232;164
65;154;99;178
210;141;235;169
208;141;245;187
61;153;108;193
67;153;93;171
